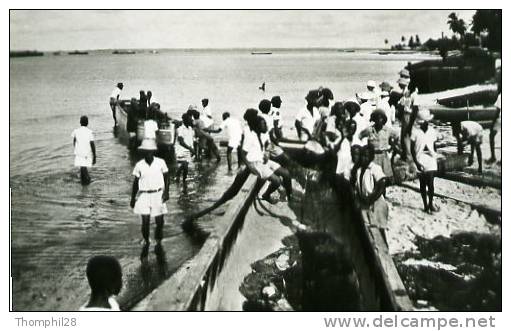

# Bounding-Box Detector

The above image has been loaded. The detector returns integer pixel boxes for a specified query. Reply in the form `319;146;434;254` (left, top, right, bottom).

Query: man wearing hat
270;96;283;139
130;140;169;249
410;109;440;214
109;82;123;126
366;80;378;100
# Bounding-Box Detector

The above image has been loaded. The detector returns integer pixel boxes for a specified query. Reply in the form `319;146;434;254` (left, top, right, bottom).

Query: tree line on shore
384;10;501;55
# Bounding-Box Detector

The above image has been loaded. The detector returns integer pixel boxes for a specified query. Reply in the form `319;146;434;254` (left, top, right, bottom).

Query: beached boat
407;47;497;93
115;100;175;151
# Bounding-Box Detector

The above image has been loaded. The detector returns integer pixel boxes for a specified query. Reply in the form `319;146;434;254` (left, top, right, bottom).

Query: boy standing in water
71;116;96;185
130;144;169;251
80;256;122;311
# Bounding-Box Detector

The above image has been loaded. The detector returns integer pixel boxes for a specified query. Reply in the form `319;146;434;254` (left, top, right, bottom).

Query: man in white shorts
130;144;169;250
220;112;243;171
175;113;196;184
71;115;96;185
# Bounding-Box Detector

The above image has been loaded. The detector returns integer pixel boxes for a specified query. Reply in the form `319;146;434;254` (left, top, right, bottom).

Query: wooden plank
359;210;414;311
133;176;259;311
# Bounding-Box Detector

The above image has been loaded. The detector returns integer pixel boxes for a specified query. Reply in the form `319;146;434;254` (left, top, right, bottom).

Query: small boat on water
251;51;272;55
112;50;136;55
377;51;391;55
10;50;44;58
115;99;175;151
68;50;89;55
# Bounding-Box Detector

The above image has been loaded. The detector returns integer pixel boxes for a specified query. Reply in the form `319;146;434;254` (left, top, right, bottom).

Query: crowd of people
72;62;501;310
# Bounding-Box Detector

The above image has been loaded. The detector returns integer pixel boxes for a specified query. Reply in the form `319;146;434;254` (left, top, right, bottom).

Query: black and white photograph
8;8;502;315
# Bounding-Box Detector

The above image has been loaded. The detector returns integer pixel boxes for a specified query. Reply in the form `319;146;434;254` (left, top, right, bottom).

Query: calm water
9;49;435;311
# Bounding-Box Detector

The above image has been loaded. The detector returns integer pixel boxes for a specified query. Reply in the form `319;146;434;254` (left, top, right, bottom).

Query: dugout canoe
428;105;498;122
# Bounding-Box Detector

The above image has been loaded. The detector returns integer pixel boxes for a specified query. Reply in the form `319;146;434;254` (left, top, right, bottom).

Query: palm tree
447;12;467;39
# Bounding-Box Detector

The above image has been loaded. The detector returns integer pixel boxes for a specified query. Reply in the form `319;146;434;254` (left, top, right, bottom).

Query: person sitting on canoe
175;113;196;185
241;108;292;204
270;96;283;140
109;82;123;126
410;109;440;214
355;145;389;243
220;112;243;171
452;120;484;174
71;115;96;185
359;109;397;178
130;141;170;251
295;90;321;141
80;256;122;311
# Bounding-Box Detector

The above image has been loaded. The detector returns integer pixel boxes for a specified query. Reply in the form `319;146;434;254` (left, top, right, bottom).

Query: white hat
399;69;410;78
416;108;433;122
138;138;158;151
397;77;410;86
367;80;376;88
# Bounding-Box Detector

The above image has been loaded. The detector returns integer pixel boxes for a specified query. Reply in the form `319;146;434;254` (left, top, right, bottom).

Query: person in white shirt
109;82;123;126
356;145;389;243
130;145;170;248
241;109;292;204
71;116;96;185
452;120;484;174
270;96;283;139
410;110;439;214
345;99;369;146
220;112;243;171
295;103;320;142
201;98;214;129
175;113;196;184
80;256;122;311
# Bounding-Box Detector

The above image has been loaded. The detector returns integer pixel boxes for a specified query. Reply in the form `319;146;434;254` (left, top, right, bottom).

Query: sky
10;10;476;51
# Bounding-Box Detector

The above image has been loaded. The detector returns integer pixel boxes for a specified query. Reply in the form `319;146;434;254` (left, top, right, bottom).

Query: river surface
9;49;437;311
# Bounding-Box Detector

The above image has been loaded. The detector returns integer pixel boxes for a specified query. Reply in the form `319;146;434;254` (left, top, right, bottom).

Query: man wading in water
71;115;96;185
130;140;170;255
109;82;123;126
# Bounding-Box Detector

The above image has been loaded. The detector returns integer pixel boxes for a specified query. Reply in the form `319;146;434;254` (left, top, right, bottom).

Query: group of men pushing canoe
72;62;501;311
